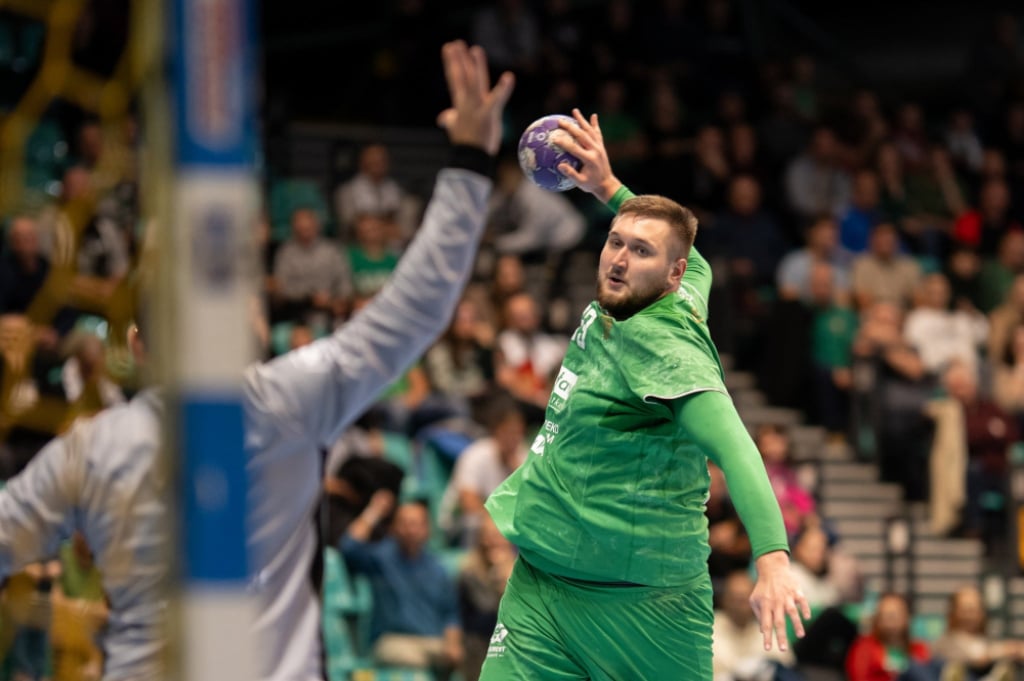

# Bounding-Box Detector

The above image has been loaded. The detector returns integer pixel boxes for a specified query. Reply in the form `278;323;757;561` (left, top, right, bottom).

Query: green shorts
479;558;714;680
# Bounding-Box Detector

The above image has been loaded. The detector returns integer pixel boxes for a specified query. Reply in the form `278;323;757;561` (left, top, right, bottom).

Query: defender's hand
437;41;515;155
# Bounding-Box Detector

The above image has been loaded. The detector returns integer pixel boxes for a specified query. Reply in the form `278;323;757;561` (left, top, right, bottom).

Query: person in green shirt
480;110;810;680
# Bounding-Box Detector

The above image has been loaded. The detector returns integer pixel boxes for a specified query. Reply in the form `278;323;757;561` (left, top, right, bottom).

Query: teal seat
323;547;373;679
268;178;330;242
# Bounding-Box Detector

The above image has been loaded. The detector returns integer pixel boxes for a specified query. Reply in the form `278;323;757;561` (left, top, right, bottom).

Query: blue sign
172;0;256;167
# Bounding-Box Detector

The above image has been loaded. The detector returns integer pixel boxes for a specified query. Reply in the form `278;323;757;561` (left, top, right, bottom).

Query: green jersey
486;185;732;586
486;186;788;587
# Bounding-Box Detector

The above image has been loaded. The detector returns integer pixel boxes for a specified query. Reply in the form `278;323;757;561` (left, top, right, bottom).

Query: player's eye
636;246;649;256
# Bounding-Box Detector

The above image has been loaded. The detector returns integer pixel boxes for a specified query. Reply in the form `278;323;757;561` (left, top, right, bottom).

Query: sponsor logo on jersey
487;622;509;658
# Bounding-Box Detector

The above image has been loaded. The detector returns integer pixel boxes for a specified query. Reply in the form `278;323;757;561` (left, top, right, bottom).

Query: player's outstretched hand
749;551;811;654
437;41;515;156
553;108;622;204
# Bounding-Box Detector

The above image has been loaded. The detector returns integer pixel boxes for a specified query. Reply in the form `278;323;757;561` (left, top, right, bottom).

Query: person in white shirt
440;396;528;545
904;273;988;375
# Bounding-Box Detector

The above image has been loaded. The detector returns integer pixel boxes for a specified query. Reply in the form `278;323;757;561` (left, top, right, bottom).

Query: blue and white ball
517;114;582;192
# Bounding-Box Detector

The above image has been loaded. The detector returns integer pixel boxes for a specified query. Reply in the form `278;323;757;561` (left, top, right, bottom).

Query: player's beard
596;275;667;321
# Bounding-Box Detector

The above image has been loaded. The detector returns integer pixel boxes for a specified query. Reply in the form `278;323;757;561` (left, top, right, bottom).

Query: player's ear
669;257;686;287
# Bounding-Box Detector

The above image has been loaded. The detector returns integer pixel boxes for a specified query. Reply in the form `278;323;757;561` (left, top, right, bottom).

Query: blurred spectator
728;123;764;180
644;75;690;199
425;296;496;417
791;55;819;123
494;292;568;415
947;246;986;312
784;126;852;222
964;14;1022;115
708;174;789;288
700;0;753;92
322;419;404;547
712;569;797;681
0;215;50;317
458;516;516;681
487;253;527;320
839;170;885;253
271;207;350;328
808;261;858;433
472;0;540;74
891;103;930;173
946;109;985;176
777;216;853;304
538;0;588;77
945;361;1018;546
844;593;933;681
60;328;124;415
685;125;731;216
51;532;107;681
789;524;843;612
341;493;463;678
638;0;699;75
347;212;399;300
978;230;1024;313
851;222;923;310
851;302;930;499
591;0;643;77
934;584;1023;681
6;561;60;681
334;143;418;242
904;273;988;375
439;396;527;546
998;102;1024;191
487;156;585;260
993;323;1024;430
848;89;889;168
366;360;434;436
594;78;648;178
706;460;751;582
988;275;1024;366
758;83;808;179
756;423;816;538
60;165;130;287
953;178;1022;257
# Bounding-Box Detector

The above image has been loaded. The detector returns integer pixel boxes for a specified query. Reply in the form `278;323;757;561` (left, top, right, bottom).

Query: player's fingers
797;591;812;621
553;134;596;165
786;598;805;638
755;600;772;650
557;162;585;183
556;119;593;150
774;604;789;652
591;113;603;140
571;107;594;134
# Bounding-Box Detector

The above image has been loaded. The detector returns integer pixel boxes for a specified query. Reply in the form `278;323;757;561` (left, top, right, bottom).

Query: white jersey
0;164;493;680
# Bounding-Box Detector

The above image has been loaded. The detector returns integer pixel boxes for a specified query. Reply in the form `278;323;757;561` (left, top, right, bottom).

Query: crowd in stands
2;0;1024;679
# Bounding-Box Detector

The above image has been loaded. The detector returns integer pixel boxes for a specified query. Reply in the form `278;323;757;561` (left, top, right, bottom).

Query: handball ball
517;114;581;192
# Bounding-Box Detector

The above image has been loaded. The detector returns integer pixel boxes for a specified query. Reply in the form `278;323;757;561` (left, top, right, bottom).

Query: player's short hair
614;195;698;259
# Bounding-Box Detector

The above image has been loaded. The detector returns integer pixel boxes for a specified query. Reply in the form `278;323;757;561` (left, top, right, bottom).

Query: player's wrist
595;177;623;204
449;144;497;179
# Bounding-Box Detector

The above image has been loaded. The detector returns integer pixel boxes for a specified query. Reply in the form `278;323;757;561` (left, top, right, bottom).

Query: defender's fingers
487;71;515;110
468;45;490;99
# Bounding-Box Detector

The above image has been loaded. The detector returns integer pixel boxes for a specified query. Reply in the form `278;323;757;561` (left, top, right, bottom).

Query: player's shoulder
78;390;162;447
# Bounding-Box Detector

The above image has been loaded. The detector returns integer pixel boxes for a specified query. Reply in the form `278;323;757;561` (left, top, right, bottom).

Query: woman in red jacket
846;593;934;681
